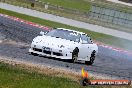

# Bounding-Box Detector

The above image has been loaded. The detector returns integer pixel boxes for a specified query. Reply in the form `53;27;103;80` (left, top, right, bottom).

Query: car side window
81;34;92;44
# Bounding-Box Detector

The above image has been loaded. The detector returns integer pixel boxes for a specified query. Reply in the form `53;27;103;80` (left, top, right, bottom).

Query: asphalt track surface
0;15;132;80
1;2;132;41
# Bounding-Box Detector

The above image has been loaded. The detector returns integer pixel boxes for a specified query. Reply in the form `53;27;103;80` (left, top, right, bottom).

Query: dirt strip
0;49;120;82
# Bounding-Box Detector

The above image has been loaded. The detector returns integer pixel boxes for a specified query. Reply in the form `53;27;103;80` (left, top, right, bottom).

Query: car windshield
46;29;80;42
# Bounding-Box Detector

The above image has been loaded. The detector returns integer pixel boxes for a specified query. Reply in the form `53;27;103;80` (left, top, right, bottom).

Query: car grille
33;48;63;56
53;52;63;56
43;50;51;55
33;48;42;52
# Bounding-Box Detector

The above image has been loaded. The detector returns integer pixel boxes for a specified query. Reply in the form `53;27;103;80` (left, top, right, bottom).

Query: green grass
40;0;91;12
0;62;131;88
1;8;132;51
0;62;83;88
1;0;91;12
39;0;132;13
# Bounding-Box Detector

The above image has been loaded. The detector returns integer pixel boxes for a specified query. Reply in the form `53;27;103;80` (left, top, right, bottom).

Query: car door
78;34;93;59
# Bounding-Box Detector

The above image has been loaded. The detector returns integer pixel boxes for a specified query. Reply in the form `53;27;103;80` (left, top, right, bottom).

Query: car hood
33;35;79;49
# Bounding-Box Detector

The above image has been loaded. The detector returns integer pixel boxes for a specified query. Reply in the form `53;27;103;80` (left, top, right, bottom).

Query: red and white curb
94;41;132;55
0;13;132;55
0;14;50;30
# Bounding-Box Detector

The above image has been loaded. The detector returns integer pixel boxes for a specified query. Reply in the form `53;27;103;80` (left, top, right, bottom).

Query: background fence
89;5;132;28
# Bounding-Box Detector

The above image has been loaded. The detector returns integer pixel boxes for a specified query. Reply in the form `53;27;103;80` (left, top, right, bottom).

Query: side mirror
40;31;46;35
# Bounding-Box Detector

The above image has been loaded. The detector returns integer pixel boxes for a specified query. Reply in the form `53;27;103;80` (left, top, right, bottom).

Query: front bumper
29;47;72;60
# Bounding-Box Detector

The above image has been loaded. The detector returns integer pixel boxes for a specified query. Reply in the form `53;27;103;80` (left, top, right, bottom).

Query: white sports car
29;28;98;65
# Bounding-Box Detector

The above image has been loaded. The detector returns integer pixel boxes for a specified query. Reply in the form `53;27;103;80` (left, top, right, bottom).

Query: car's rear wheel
71;48;79;63
85;51;96;65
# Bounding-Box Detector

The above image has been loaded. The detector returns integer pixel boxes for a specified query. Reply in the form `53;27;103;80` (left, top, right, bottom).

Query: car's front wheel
30;52;38;56
71;48;79;63
85;51;96;65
